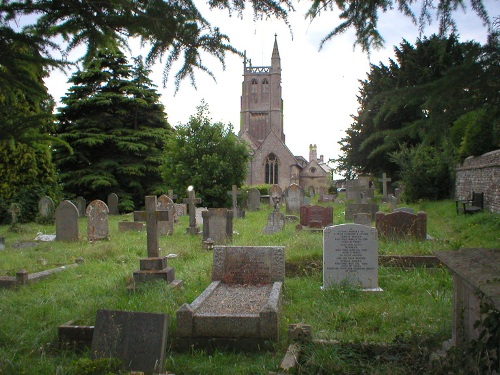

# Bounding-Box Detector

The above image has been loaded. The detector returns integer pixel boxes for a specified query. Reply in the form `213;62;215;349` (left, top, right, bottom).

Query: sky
44;1;496;175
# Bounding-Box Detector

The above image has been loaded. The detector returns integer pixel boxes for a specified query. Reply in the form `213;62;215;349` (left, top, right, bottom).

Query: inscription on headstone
323;224;381;291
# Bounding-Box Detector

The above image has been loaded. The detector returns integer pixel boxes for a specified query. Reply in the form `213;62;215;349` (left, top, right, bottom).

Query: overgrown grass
0;197;498;374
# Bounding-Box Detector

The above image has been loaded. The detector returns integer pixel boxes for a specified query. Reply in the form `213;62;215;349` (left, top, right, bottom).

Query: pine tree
54;49;171;211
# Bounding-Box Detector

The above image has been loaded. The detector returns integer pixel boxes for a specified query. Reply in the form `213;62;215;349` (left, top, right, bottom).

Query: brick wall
455;149;500;213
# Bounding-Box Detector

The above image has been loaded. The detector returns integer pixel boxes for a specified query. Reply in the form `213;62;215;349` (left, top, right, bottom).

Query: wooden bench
456;192;484;214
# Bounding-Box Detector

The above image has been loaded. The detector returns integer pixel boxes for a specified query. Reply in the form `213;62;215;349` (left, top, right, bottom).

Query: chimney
320;155;324;163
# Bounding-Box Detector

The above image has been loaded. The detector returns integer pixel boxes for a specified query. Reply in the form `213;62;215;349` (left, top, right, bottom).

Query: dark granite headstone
91;309;168;374
74;196;86;217
300;205;333;228
107;193;119;215
55;200;79;241
86;200;109;240
202;208;233;245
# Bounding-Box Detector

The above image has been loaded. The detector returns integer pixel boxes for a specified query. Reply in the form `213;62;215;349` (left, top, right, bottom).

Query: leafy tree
163;102;249;208
54;49;171;211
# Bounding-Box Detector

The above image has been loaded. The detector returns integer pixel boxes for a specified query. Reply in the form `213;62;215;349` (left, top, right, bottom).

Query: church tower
239;35;284;145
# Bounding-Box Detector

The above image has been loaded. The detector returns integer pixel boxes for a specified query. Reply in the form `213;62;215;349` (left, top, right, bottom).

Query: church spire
271;34;280;71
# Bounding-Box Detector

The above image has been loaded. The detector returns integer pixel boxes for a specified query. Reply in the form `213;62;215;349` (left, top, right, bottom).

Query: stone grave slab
107;193;119;215
284;183;304;213
247;188;261;211
202;208;233;245
55;200;79;241
299;205;333;229
263;211;286;234
323;224;381;291
175;246;284;352
345;203;379;222
91;309;168;374
375;211;427;241
86;200;109;240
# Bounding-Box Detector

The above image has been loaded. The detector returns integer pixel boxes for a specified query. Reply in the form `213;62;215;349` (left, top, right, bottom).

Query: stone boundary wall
455;149;500;213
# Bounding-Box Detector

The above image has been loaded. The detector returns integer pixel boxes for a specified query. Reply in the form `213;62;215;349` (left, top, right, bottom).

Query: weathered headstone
388;194;398;211
202;208;234;245
118;221;145;232
74;196;86;217
183;188;202;234
176;246;284;351
133;196;180;285
345;203;379;222
91;309;168;374
247;188;261;211
38;196;55;220
269;184;283;208
107;193;119;215
8;203;21;225
353;213;371;226
284;184;304;213
157;195;174;235
55;200;79;241
378;173;392;200
323;224;381;291
299;205;333;229
168;189;178;202
263;211;286;234
86;200;109;240
175;203;187;217
227;185;244;218
375;211;427;241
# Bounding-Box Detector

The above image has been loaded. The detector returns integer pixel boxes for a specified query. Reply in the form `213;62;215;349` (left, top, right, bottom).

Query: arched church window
265;153;279;184
262;78;269;93
251;78;258;94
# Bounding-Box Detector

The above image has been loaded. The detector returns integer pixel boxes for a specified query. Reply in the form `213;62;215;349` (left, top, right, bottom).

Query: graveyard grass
0;195;499;374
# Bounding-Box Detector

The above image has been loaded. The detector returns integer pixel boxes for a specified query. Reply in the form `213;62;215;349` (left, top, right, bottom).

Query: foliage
54;49;171;211
390;144;454;201
163;102;249;208
69;357;123;375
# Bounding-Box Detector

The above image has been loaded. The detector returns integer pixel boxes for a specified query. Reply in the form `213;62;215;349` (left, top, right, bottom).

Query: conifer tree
54;49;171;211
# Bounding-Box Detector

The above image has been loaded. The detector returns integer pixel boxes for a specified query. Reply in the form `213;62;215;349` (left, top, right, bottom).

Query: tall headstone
323;224;381;291
91;309;168;374
107;193;119;215
86;200;109;240
378;173;392;200
75;196;86;217
227;185;243;218
247;188;261;211
269;184;283;209
183;188;202;234
157;195;174;235
55;200;79;241
284;183;304;213
38;196;55;220
202;208;233;245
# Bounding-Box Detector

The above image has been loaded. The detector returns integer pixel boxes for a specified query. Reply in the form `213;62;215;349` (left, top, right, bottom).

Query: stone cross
134;196;169;258
183;188;202;233
8;203;20;224
168;189;178;202
378;173;392;199
226;185;241;215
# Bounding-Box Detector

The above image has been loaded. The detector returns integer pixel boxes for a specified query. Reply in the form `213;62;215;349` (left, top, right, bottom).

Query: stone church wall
455;149;500;213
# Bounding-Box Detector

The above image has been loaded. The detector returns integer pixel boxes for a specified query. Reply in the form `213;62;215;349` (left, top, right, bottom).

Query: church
238;36;332;195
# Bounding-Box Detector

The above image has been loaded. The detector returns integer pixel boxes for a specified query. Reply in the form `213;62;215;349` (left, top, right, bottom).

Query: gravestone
91;309;168;374
299;205;333;229
388;194;398;211
284;184;304;214
269;184;283;208
175;203;187;217
196;207;208;226
75;196;86;217
86;200;109;240
118;221;145;232
227;185;244;218
133;196;180;285
353;213;371;226
157;195;174;235
176;246;284;351
107;193;119;215
323;224;381;291
55;200;79;241
375;211;427;241
345;203;379;222
38;196;54;220
202;208;233;245
346;179;374;202
303;196;311;205
247;188;261;211
378;173;392;201
168;189;178;202
318;194;335;203
8;203;20;225
263;211;286;234
183;188;202;234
